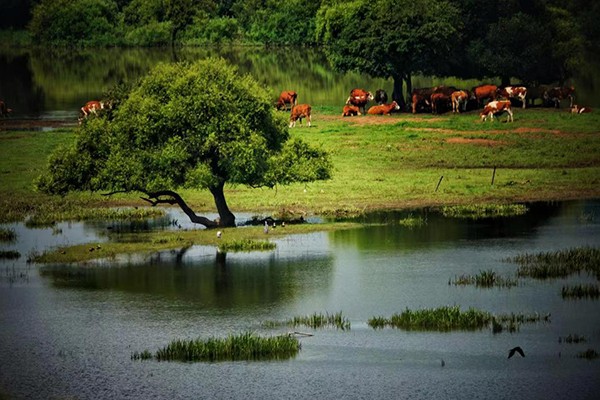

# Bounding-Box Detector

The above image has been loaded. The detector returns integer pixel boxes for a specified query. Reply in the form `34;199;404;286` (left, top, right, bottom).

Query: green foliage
217;239;276;252
561;284;600;299
0;228;17;242
509;246;600;280
29;0;123;47
450;270;518;288
124;21;171;46
182;17;240;45
122;0;165;27
263;311;351;330
441;204;528;219
0;250;20;260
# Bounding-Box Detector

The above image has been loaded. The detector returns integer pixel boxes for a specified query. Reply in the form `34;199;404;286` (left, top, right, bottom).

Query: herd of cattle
275;83;591;127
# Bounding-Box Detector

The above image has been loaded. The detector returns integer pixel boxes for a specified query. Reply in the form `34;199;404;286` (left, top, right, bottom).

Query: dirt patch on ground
319;114;446;125
0;118;76;131
445;137;507;146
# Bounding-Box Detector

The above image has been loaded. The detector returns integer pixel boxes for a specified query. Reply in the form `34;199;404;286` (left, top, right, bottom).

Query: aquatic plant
576;349;599;360
561;284;600;299
25;207;165;228
132;332;301;362
0;250;20;259
0;228;17;242
559;334;586;344
367;306;549;333
218;239;276;252
263;311;351;330
398;215;427;228
440;204;528;219
450;269;518;288
509;246;600;280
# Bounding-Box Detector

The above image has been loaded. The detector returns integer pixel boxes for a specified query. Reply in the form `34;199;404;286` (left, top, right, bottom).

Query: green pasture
1;106;599;225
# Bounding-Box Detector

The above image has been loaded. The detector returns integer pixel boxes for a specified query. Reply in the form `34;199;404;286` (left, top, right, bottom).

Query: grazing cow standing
544;86;575;108
342;104;361;117
289;104;311;128
451;90;470;113
0;100;13;117
498;86;527;108
429;86;458;114
367;101;400;115
276;90;298;111
374;89;388;105
346;88;373;114
411;87;436;114
570;105;592;114
78;100;106;124
480;100;513;122
472;84;498;108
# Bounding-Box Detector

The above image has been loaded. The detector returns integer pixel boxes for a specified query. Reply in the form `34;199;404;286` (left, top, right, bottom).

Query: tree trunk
210;182;236;227
138;189;220;229
404;73;413;110
391;74;406;110
501;76;510;87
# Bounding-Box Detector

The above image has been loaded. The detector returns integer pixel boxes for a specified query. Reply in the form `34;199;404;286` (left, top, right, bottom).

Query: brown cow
342;104;361;117
411;87;436;114
451;90;470;113
276;90;298;111
472;84;498;108
289;104;311;128
497;86;527;109
346;88;374;114
429;87;457;114
480;100;513;122
570;105;592;114
367;101;400;115
0;100;13;117
544;86;575;108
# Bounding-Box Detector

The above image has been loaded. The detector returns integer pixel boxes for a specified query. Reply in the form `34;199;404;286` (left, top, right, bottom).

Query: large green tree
37;58;332;228
316;0;461;106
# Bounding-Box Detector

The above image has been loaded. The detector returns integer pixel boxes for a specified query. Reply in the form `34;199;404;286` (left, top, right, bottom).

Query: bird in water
508;346;525;359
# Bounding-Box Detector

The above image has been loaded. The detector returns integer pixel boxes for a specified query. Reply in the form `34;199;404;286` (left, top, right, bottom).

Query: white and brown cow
367;101;400;115
544;86;575;108
451;90;470;113
498;86;527;108
570;104;592;114
346;88;374;114
289;104;312;128
480;100;513;122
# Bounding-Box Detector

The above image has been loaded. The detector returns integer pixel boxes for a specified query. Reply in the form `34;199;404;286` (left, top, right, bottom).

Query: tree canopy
36;58;332;227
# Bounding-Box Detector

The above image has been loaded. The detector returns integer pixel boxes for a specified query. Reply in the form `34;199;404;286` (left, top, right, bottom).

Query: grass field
1;106;599;224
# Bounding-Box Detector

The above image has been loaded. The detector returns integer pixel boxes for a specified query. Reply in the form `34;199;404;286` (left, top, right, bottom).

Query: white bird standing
264;221;269;234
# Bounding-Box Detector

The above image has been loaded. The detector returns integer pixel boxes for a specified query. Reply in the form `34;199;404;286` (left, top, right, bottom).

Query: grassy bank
1;107;599;225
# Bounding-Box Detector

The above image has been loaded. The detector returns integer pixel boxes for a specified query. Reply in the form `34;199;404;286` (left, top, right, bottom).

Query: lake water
1;46;599;122
1;200;599;399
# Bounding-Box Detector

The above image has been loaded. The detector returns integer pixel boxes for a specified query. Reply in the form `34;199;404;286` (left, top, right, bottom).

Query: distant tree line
1;0;599;89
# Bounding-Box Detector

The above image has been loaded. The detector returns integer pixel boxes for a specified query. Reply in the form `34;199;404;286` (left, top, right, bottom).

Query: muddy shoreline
0;118;77;131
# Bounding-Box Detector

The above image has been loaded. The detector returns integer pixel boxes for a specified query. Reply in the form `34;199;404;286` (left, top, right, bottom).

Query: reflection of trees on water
39;249;335;310
0;51;44;116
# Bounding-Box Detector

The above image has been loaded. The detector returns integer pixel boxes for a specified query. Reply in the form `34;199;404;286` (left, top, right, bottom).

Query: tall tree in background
316;0;461;107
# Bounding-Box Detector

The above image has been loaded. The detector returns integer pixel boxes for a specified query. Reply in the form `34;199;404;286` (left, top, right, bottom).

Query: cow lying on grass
367;101;400;115
342;104;361;117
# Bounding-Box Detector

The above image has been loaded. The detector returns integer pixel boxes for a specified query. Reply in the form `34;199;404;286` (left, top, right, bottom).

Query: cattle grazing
497;86;527;109
451;90;470;113
570;104;592;114
367;101;400;115
342;104;361;117
480;100;513;122
78;100;106;124
0;100;13;117
472;84;498;108
374;89;388;105
346;88;374;114
276;90;298;111
411;87;436;114
544;86;575;108
429;86;458;114
289;104;312;128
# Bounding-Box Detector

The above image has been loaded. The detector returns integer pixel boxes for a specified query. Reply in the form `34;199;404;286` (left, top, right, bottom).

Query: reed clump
132;332;300;362
509;246;600;280
0;250;20;259
0;228;17;242
576;349;599;360
561;284;600;299
263;311;351;330
368;306;549;333
440;204;528;219
217;239;276;252
398;215;427;229
559;334;586;344
25;207;165;228
450;269;518;288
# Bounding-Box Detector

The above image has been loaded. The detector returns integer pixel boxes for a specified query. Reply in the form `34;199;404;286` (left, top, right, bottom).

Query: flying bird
508;346;525;359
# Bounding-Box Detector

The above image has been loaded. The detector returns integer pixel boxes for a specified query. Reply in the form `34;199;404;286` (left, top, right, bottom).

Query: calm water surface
1;200;600;399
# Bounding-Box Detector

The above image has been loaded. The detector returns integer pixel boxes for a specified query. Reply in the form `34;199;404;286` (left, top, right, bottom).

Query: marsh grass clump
134;332;300;362
398;215;427;229
0;250;20;259
560;334;586;344
263;311;351;330
576;349;599;360
218;239;276;252
509;246;600;280
25;207;165;228
561;284;600;299
368;306;549;333
441;204;528;219
0;228;17;242
450;269;518;288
